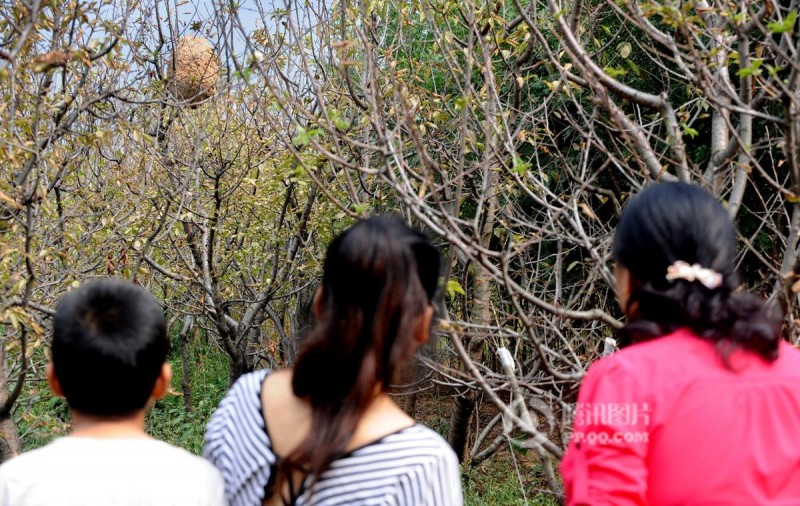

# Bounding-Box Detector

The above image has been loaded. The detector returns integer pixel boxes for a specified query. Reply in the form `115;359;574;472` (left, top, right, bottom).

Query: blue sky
177;0;262;35
170;0;288;57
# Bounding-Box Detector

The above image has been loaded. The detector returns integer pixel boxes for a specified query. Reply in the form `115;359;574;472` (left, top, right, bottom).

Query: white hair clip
666;260;723;289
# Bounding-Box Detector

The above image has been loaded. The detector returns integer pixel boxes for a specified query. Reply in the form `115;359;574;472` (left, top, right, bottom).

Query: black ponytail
614;183;781;361
279;216;440;492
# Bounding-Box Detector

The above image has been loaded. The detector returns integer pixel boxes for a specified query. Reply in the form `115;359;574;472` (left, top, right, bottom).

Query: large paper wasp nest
168;35;219;107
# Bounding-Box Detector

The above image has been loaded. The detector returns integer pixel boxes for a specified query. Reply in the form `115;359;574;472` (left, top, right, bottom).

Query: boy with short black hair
0;278;225;505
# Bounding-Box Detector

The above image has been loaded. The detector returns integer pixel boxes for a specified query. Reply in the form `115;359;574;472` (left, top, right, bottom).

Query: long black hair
281;215;440;486
613;182;781;360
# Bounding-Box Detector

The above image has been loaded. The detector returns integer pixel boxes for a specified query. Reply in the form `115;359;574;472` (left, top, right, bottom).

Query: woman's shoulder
772;340;800;374
340;424;462;499
230;369;272;396
576;330;703;402
351;423;459;466
204;369;276;504
587;330;800;390
306;424;462;506
389;424;456;452
204;369;272;450
589;328;709;376
778;339;800;357
618;327;704;358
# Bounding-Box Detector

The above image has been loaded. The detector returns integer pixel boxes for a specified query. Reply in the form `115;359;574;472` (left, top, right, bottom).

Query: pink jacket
560;328;800;505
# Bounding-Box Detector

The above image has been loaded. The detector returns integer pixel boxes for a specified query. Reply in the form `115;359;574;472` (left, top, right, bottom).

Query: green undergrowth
463;450;560;505
14;342;70;450
145;329;229;454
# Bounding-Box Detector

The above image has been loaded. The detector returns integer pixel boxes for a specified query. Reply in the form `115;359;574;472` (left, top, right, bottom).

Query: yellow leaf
579;203;597;221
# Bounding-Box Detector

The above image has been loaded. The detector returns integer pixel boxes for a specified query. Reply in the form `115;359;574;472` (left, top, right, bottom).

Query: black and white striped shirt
204;370;463;506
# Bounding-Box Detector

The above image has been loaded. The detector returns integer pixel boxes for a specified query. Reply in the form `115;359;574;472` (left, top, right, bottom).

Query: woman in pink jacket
560;182;800;505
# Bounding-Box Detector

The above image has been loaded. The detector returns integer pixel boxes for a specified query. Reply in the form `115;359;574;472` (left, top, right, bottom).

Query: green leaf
293;127;310;146
768;11;797;33
445;279;466;300
603;66;628;78
508;437;529;456
329;110;350;130
512;156;532;174
681;122;699;139
765;64;783;76
292;127;322;146
237;67;252;82
736;58;762;78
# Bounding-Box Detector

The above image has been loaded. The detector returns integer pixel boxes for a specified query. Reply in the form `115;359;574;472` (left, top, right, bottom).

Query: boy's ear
46;363;64;397
150;363;173;401
414;305;434;345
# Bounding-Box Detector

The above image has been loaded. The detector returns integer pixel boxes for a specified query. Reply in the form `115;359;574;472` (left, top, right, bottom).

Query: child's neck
68;409;150;439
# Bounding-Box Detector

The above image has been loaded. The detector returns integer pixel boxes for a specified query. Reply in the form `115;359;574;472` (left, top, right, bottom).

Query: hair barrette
666;260;723;289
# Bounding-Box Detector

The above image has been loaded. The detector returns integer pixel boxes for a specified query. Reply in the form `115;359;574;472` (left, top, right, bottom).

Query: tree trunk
228;349;250;385
447;268;492;462
445;126;499;459
0;342;22;463
447;389;479;462
0;415;21;463
402;357;425;417
178;315;194;413
284;285;316;365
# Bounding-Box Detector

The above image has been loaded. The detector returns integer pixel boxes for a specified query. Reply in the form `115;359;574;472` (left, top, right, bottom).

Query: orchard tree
224;0;800;497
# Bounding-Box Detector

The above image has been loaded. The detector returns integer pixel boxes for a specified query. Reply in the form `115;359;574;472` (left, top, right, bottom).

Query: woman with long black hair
204;216;462;506
560;182;800;504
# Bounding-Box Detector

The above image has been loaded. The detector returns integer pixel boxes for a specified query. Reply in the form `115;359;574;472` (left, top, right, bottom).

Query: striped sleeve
296;425;463;506
204;369;275;506
411;429;462;506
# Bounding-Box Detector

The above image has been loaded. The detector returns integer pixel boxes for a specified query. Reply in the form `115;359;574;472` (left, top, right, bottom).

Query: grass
145;329;229;454
462;447;560;505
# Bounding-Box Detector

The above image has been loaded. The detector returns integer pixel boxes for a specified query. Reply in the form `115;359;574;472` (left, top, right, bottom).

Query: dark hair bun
614;183;782;360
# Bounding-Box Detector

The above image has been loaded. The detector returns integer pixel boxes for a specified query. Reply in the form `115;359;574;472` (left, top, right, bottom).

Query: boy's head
50;278;170;417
